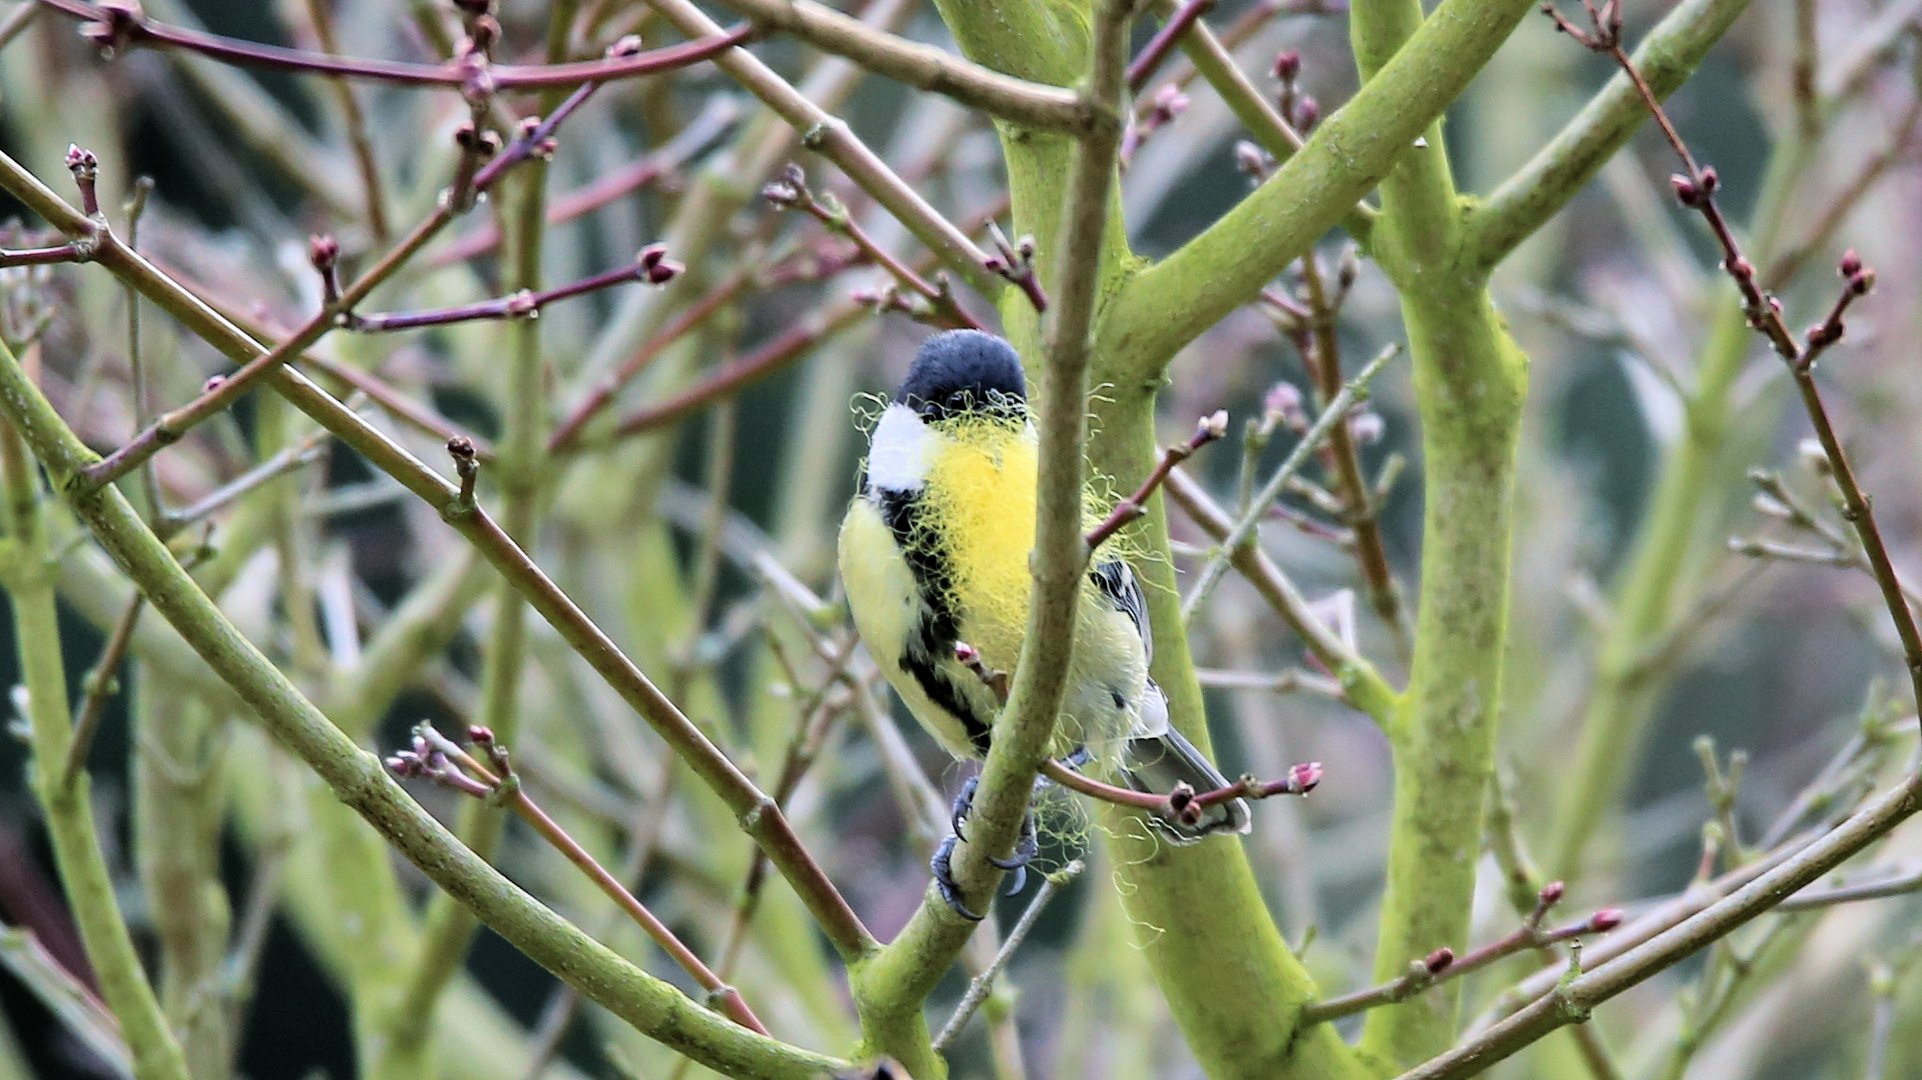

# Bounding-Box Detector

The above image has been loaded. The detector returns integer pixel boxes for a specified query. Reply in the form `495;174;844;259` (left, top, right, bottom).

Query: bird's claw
986;812;1038;895
939;775;1038;905
931;835;984;921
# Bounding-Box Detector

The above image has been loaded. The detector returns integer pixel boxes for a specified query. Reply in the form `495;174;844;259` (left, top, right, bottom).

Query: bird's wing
1089;557;1152;665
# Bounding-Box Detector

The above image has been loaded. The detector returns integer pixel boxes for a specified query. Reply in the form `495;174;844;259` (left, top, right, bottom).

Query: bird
838;328;1250;920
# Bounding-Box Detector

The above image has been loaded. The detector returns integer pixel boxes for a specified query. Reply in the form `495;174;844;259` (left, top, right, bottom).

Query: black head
895;330;1027;421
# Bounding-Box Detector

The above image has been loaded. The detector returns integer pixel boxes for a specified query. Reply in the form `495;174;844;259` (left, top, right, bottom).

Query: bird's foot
931;835;984;921
939;774;1040;907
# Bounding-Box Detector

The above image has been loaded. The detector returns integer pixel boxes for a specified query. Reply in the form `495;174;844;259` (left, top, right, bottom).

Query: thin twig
1547;0;1922;706
161;431;331;536
76;47;658;490
42;0;755;89
431;97;739;266
1301;887;1621;1025
1128;0;1217;92
602;299;871;442
548;271;752;450
0;0;37;50
644;0;1002;295
1195;666;1346;698
388;724;771;1035
765;163;982;329
932;860;1086;1052
345;245;681;331
298;0;390;242
0;242;87;266
1162;467;1400;723
1085;410;1227;547
699;0;1092;131
1181;343;1398;621
1293;250;1407;656
59;595;144;790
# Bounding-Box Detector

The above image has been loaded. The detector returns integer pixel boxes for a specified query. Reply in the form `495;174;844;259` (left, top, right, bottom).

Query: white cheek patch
865;403;933;492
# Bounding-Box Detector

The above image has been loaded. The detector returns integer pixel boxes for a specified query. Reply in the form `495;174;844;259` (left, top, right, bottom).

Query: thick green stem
1094;394;1376;1080
1349;0;1530;1066
0;344;193;1080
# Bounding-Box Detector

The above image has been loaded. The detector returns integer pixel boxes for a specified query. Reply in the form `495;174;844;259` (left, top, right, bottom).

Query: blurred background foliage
2;0;1921;1078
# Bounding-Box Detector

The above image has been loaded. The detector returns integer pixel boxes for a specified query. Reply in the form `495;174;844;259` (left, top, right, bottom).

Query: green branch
1099;0;1537;378
0;343;193;1080
848;4;1130;1074
1338;0;1530;1067
0;341;845;1080
1464;0;1757;269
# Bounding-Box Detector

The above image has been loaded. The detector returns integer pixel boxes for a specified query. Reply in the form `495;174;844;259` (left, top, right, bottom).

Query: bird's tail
1119;709;1251;844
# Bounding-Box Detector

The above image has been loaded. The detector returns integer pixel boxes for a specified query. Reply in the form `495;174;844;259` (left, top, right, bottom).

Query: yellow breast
920;419;1037;672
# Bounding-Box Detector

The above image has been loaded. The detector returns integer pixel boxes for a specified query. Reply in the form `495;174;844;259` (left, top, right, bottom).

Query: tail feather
1119;726;1252;844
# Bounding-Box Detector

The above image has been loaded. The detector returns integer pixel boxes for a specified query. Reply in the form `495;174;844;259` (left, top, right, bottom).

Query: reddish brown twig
1286;246;1408;655
548;273;754;452
953;642;1012;702
76;53;628;491
1038;756;1320;826
49;0;754;89
1127;0;1217;92
386;724;769;1035
984;222;1047;313
0;242;88;267
599;298;873;444
1541;0;1922;707
1085;410;1228;548
1300;881;1623;1025
64;145;100;217
765;164;982;330
430;100;737;266
346;245;681;332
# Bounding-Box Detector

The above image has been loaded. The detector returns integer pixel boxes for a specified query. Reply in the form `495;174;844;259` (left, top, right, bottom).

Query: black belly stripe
873;487;994;754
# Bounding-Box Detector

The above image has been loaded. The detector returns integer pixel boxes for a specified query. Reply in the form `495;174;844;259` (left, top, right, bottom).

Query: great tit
838;329;1250;918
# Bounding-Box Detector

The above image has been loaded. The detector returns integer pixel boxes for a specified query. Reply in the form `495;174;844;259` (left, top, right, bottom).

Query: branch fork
386;722;770;1035
1302;880;1622;1025
765;163;982;330
984;222;1047;313
1086;410;1228;548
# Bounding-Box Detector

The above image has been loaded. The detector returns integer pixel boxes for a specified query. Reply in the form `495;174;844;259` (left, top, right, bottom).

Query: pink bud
1589;908;1623;932
1293;96;1320;132
308;234;339;269
1539;880;1566;906
1290;761;1323;793
1425;947;1455;974
1272;50;1301;82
